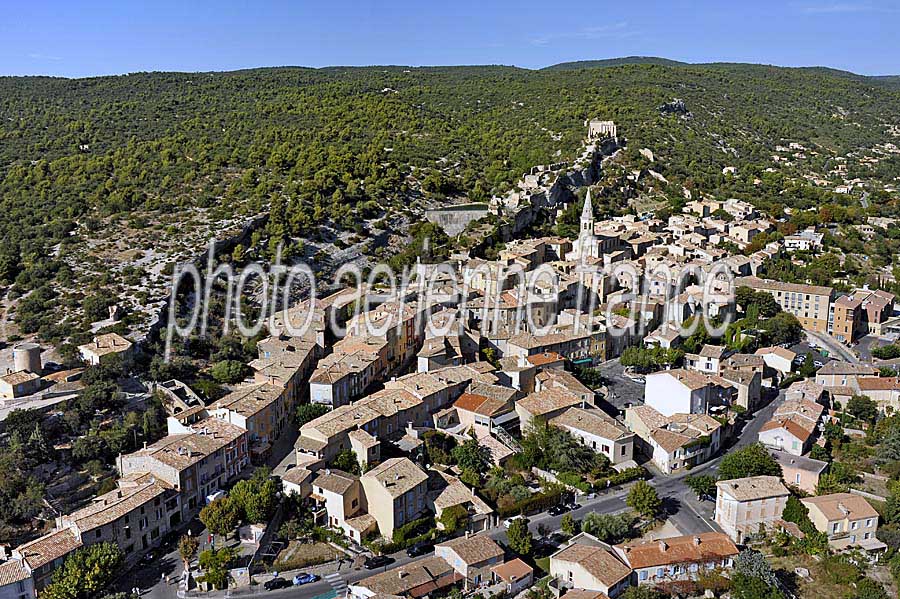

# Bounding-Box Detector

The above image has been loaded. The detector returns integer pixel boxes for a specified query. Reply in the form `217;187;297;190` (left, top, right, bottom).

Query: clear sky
2;0;899;78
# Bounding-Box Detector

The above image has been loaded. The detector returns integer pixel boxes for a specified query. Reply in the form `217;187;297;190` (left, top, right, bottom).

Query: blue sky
2;1;899;78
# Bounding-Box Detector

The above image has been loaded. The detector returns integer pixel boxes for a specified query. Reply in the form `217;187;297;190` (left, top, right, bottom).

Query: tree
560;513;577;536
799;353;817;378
847;395;878;423
452;437;491;479
685;474;717;498
331;449;361;475
209;360;249;384
620;588;665;599
717;444;781;481
580;513;632;543
626;480;661;519
507;518;533;556
439;505;468;533
734;549;778;586
178;535;199;569
42;543;123;599
762;312;802;346
854;579;890;599
731;573;784;599
198;547;236;590
230;469;279;523
296;403;330;427
199;497;240;539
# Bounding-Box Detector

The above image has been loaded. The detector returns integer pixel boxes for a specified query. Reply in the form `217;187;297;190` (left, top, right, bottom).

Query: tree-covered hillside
1;62;899;343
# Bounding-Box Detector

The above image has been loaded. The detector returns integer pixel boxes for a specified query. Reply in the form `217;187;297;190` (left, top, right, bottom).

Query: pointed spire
581;189;594;222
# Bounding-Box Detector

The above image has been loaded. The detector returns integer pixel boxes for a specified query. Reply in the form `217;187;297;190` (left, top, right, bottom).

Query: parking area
595;359;645;413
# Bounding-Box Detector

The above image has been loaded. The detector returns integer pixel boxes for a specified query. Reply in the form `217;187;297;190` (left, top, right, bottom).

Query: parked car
406;542;433;558
293;573;320;586
503;515;525;528
364;555;393;570
265;577;292;591
814;360;824;369
566;502;582;511
548;504;570;516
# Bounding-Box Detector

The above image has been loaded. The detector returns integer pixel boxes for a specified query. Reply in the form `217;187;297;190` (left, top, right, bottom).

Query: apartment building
117;416;249;522
309;335;389;408
644;369;735;417
625;405;722;474
11;529;82;590
309;469;375;543
348;556;459;599
735;277;834;333
801;493;883;552
830;288;895;342
360;458;429;539
815;361;878;388
55;473;180;563
208;383;289;459
714;476;789;543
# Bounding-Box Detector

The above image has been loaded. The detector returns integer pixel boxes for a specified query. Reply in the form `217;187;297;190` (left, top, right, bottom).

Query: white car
503;515;524;529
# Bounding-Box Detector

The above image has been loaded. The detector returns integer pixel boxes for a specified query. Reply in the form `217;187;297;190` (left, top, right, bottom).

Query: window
832;522;840;534
795;473;801;484
656;568;664;578
639;571;648;581
866;518;874;527
851;521;858;530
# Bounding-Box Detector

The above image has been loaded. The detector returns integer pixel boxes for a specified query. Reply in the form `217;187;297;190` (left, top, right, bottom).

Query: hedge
591;466;648;491
499;487;564;518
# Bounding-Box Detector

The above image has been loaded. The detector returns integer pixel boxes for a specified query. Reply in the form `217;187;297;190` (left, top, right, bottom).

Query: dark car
364;555;393;570
548;504;569;516
264;577;292;591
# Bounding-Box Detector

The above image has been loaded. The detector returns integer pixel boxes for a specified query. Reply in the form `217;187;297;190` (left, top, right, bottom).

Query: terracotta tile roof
0;559;30;586
656;369;733;391
756;346;797;361
436;534;503;565
550;407;630;442
527;352;566;367
78;332;133;357
62;479;169;532
735;276;833;297
615;532;738;569
816;361;878;376
517;388;584;418
760;418;814;442
15;528;82;571
211;383;283;418
561;591;609;599
716;475;789;502
858;377;900;391
125;417;245;471
699;345;727;359
491;558;533;583
354;556;454;596
313;469;358;495
552;543;631;588
0;370;40;386
362;457;428;498
801;492;878;522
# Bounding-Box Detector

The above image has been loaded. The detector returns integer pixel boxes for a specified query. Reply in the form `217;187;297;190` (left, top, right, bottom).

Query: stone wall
425;203;490;236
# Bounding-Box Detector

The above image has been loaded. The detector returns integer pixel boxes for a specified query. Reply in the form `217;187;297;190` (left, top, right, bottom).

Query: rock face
659;98;689;115
425;203;490;236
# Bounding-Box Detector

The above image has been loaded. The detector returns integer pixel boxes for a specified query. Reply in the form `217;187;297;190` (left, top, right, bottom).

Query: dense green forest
1;62;899;343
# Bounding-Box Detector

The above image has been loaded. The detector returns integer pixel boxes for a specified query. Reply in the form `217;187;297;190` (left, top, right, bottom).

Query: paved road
806;330;859;364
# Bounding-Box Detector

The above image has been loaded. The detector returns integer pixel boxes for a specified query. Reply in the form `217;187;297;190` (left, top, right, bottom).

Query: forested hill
1;63;900;343
542;57;687;70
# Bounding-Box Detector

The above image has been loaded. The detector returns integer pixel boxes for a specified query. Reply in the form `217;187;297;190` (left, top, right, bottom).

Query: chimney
693;536;701;546
398;570;408;579
658;541;668;552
